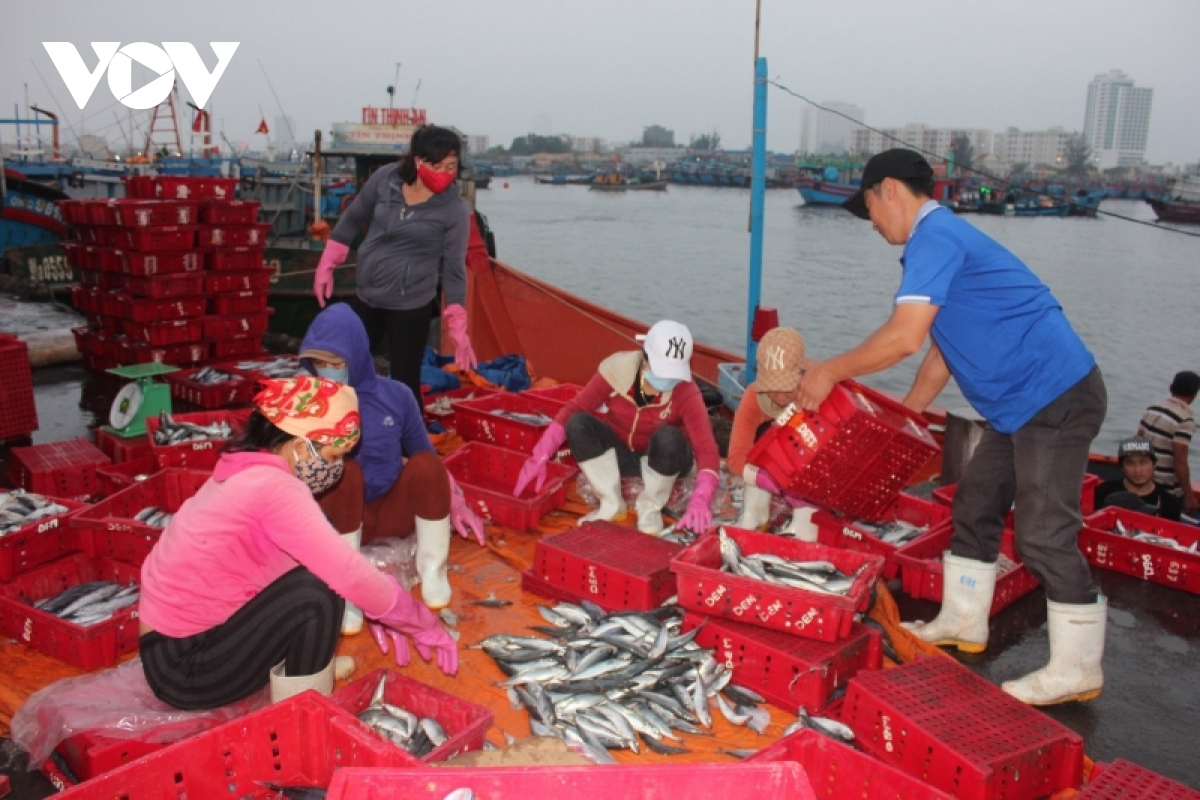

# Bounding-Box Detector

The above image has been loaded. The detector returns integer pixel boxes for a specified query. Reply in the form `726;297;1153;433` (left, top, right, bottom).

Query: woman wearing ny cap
512;320;721;534
139;376;457;712
727;327;819;537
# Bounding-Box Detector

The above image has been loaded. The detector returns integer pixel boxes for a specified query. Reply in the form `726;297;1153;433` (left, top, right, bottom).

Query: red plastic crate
1080;507;1200;595
326;763;811;800
0;335;39;440
0;495;87;582
200;199;261;224
330;669;494;763
56;728;194;786
749;726;957;800
54;691;423;800
747;381;940;521
205;245;267;271
6;438;111;498
71;285;104;314
59;199;90;225
81;352;117;373
117;249;203;277
933;473;1102;519
127;175;238;200
455;393;568;455
841;657;1084;800
683;610;881;714
894;523;1040;616
209;338;268;359
143;409;248;470
121;317;204;345
523;383;584;404
107;199;200;228
198;223;272;248
113;294;207;322
670;526;885;642
63;243;118;271
165;364;255;408
422;385;501;427
202;312;272;340
0;554;141;669
76;268;125;291
73;469;210;567
225;354;305;382
94;456;160;498
442;441;576;530
94;428;156;464
206;268;273;293
107;225;197;251
209;289;270;315
71;327;107;358
110;338;208;368
124;271;207;299
520;521;683;612
1078;759;1200;799
814;492;952;580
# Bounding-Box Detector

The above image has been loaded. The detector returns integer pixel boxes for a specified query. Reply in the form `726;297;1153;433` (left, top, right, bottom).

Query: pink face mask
417;163;456;194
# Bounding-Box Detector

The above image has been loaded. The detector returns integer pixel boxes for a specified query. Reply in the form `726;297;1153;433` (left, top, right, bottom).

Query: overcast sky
3;0;1197;162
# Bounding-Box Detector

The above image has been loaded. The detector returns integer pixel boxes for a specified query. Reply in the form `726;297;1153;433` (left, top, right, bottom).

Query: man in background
1094;436;1182;521
1138;370;1198;517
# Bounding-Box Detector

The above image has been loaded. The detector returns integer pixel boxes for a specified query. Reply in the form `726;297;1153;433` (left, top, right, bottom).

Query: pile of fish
1111;519;1199;553
153;412;234;446
491;409;554;426
187;366;243;386
353;674;449;757
31;581;139;626
236;357;306;379
0;491;72;535
424;391;484;417
852;518;929;546
476;600;775;763
134;505;175;528
719;528;861;597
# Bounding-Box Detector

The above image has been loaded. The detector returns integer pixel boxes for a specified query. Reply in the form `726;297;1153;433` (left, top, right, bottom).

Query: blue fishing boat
0;168;68;251
795;166;859;206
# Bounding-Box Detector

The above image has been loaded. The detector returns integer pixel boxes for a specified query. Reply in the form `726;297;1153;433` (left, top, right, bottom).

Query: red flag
192;112;203;133
255;118;269;135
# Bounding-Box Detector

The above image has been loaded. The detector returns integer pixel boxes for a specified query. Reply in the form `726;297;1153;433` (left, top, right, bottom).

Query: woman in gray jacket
313;125;477;401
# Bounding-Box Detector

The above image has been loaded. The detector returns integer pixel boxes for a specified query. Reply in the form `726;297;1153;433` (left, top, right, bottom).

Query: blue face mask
316;365;349;384
644;371;680;393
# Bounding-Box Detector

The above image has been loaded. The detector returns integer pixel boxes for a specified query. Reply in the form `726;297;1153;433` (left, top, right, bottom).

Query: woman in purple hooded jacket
299;303;484;620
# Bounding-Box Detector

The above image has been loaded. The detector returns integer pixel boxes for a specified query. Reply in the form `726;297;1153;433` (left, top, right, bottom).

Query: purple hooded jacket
300;303;434;503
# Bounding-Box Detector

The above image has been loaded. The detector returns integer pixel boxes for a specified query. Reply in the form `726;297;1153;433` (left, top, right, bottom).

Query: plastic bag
10;656;268;768
360;535;419;591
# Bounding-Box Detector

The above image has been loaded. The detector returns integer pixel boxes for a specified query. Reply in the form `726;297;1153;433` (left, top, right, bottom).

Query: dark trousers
566;412;694;477
951;367;1107;604
317;452;451;544
140;568;343;710
350;295;434;404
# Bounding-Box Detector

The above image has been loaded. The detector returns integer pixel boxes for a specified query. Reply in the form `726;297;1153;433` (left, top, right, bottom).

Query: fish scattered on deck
781;707;856;744
31;581;139;626
472;592;512;608
0;490;72;535
718;528;860;596
474;601;774;761
354;674;449;758
153;412;234;446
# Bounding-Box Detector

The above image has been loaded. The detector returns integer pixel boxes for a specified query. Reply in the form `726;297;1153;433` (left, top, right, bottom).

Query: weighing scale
103;363;179;438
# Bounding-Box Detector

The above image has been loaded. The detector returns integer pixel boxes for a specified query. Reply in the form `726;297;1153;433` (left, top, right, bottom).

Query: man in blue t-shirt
796;149;1108;707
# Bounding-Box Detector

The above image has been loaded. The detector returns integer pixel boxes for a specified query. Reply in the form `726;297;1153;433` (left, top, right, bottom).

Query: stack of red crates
64;177;272;371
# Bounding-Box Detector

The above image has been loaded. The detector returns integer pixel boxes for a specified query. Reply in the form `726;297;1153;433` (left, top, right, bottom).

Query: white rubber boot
736;484;772;531
1002;596;1107;705
270;657;341;703
340;525;364;635
578;450;627;524
415;515;452;610
901;552;996;653
636;459;678;535
780;505;819;541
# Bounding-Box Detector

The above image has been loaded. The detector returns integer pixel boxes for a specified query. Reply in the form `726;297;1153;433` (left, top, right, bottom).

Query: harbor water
483;177;1200;474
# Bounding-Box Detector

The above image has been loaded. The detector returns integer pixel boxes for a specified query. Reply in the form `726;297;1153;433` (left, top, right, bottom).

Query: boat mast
745;0;768;384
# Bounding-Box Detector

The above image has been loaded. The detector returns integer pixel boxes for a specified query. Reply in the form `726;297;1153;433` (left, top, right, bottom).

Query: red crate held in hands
670;526;885;643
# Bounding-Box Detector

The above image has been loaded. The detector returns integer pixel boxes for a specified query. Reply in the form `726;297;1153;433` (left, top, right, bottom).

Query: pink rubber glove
743;464;781;495
512;422;567;497
370;624;412;667
314;239;349;308
447;473;486;545
678;470;719;533
366;575;457;674
443;304;478;371
411;626;459;675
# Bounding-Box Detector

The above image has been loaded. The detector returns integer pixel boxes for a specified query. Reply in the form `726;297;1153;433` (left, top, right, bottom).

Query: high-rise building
992;127;1074;169
800;101;865;156
1083;70;1153;170
464;134;490;156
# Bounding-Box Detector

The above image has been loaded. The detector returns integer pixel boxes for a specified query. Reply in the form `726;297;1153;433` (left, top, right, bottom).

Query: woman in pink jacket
139;376;456;710
513;320;721;535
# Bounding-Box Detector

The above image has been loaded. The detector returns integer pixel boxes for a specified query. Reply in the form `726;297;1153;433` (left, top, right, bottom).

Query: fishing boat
535;175;594;186
977;190;1071;217
0;169;68;252
794;166;859;206
588;178;668;192
1148;176;1200;224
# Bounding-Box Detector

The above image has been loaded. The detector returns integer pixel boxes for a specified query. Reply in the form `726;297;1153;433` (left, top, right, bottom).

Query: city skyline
2;1;1196;164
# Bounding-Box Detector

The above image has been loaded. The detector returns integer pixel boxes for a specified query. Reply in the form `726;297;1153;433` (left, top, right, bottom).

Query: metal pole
745;55;768;385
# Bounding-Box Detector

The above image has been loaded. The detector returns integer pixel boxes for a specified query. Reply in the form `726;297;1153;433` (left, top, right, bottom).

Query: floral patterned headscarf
254;376;361;448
